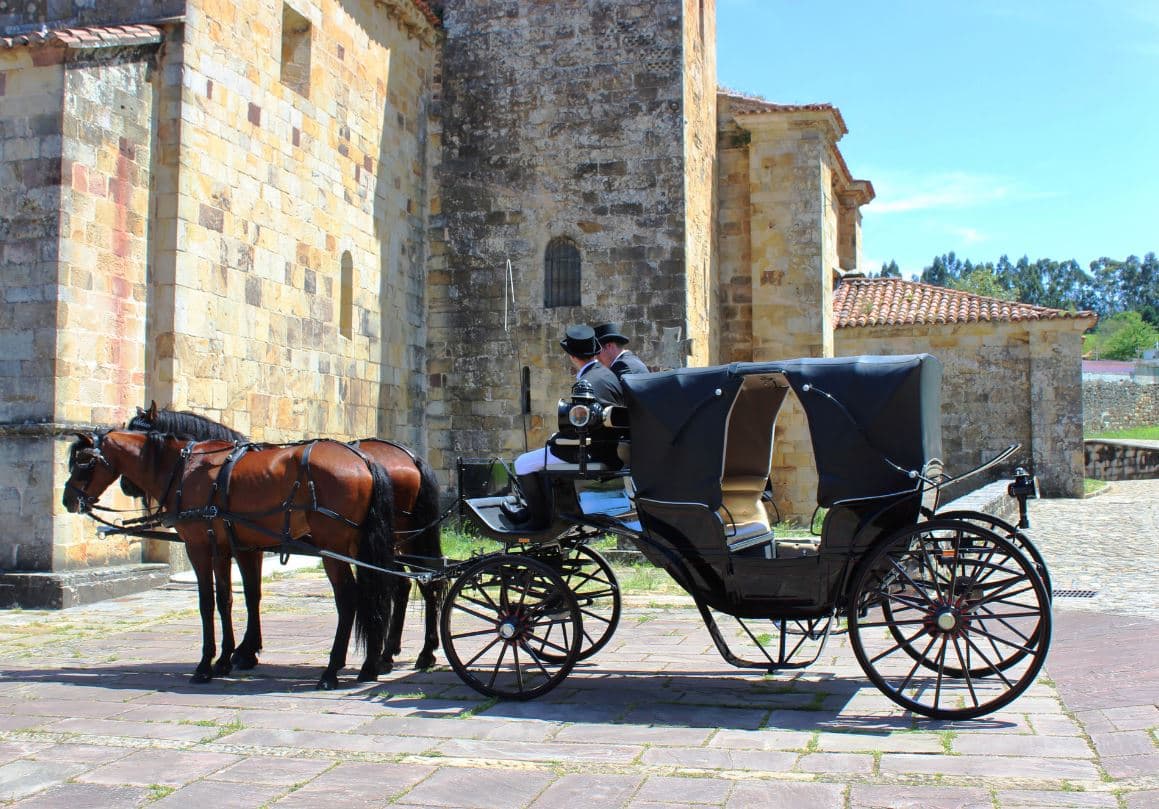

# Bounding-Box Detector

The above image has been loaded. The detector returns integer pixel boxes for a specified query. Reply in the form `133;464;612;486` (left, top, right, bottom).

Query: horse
63;428;402;689
123;404;445;673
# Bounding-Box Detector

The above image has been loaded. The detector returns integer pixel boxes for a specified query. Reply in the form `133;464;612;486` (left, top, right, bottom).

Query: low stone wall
1083;380;1158;433
1084;440;1159;481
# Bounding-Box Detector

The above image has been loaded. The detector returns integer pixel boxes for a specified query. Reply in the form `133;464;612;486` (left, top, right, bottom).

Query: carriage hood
622;354;944;509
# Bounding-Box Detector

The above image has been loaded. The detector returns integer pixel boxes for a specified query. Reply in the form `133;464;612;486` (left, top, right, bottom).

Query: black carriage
445;353;1052;720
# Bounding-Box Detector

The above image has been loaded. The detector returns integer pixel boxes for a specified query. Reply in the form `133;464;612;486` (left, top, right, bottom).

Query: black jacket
610;349;649;378
579;361;625;406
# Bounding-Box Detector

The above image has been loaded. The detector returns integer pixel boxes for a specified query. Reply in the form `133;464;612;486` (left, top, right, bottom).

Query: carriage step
1052;589;1097;599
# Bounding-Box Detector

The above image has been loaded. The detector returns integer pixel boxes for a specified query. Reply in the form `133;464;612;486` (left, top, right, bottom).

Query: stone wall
682;0;716;366
715;112;752;364
1084;440;1159;481
0;34;159;573
146;0;438;449
1083;380;1158;433
1;0;440;595
835;319;1088;498
429;0;702;481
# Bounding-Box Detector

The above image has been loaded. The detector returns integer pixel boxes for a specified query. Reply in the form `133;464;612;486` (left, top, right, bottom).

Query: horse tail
354;460;396;653
412;455;448;606
411;456;444;561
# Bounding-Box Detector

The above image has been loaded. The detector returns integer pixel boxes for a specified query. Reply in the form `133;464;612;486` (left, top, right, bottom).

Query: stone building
0;0;1088;606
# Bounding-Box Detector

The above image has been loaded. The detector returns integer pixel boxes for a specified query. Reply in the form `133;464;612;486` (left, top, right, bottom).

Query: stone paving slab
0;481;1156;807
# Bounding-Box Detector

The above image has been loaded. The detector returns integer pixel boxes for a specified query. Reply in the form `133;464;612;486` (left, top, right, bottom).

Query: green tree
1093;311;1159;360
951;265;1011;300
879;259;901;278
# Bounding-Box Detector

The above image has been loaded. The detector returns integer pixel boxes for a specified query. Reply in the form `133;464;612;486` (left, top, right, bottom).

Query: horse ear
146;401;158;420
72;431;95;447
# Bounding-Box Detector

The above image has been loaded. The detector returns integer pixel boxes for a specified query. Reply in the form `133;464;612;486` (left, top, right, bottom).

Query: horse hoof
379;658;395;675
414;653;436;670
316;676;339;691
357;664;380;682
232;650;259;670
190;671;213;684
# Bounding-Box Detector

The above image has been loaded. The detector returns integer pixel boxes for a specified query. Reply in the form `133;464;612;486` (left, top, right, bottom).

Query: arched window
339;251;354;339
544;237;581;308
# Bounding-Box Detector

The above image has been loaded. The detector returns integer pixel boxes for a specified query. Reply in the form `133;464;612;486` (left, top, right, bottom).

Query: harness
79;433;452;580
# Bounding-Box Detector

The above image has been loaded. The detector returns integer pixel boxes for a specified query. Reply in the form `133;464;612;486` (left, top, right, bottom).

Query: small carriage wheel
440;554;583;701
528;543;621;663
933;510;1053;596
848;519;1051;720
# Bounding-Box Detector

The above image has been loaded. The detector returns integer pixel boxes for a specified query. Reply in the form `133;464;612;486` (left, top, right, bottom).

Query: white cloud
946;225;988;245
866;171;1035;215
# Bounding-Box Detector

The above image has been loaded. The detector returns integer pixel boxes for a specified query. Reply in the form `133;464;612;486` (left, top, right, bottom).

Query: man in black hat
593;322;649;378
505;324;625;526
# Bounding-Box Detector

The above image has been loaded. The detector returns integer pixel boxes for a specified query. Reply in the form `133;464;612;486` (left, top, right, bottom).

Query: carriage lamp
558;379;603;432
568;403;593;428
1007;467;1038;529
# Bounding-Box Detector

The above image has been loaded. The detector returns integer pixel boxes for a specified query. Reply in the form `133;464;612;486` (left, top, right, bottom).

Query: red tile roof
834;277;1097;328
410;0;443;27
0;24;163;49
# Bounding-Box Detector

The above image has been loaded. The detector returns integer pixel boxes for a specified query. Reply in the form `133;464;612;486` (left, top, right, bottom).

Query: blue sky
716;1;1159;279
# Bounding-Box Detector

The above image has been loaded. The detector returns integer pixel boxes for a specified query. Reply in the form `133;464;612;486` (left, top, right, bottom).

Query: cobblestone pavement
0;482;1156;808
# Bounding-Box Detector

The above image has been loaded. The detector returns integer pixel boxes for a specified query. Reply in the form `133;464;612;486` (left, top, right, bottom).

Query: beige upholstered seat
717;375;789;552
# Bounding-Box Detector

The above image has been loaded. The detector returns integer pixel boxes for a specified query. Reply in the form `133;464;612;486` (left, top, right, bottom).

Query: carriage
442;353;1052;720
63;353;1052;721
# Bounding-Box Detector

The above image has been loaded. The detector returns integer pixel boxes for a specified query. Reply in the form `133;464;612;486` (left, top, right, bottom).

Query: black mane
121;408;246;499
127;408;248;442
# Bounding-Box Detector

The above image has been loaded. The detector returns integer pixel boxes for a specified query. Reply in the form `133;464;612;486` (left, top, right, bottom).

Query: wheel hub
935;610;958;631
496;616;519;639
924;600;969;638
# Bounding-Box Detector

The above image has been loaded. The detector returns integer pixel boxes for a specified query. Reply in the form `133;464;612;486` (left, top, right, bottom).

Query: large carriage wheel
440;554;582;700
880;524;1049;679
934;509;1053;596
529;543;621;662
848;519;1051;720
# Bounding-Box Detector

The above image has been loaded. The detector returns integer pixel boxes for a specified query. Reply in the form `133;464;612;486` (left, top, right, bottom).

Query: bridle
65;432;188;531
65;431;114;514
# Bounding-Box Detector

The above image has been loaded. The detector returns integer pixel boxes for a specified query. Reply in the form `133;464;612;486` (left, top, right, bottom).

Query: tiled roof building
834;277;1096;328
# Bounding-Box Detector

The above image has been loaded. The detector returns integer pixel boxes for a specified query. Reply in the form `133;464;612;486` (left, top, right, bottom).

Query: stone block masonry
428;0;711;484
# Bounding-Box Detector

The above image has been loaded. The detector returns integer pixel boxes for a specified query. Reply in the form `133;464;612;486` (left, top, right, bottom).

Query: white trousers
514;446;565;476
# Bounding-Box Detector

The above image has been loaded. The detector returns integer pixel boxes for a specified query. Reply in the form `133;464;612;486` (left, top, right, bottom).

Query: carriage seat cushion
719;476;772;550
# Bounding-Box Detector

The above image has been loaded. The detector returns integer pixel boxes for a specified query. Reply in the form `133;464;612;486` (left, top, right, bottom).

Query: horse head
63;431;120;514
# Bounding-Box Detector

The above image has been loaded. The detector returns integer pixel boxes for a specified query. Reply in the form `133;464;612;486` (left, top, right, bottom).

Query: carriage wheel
934;510;1053;596
440;554;582;700
886;512;1050;677
528;543;621;663
849;519;1051;720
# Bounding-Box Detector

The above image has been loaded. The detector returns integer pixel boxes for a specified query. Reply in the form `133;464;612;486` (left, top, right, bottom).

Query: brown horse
122;404;444;674
63;429;402;689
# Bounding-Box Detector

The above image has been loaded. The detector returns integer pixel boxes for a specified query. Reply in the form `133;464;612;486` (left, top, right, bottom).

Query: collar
577;359;600;379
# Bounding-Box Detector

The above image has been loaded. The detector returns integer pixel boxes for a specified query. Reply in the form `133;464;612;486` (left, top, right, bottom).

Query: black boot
500;473;550;529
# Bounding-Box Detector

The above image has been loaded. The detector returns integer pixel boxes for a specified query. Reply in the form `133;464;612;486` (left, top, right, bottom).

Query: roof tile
833;277;1097;328
0;23;163;50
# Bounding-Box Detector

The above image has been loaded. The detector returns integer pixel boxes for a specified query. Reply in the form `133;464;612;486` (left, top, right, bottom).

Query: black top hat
560;324;601;358
593;322;629;345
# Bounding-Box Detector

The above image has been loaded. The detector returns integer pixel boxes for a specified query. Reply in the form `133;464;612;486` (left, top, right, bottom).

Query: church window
544;237;581;307
340;251;354;339
280;4;312;97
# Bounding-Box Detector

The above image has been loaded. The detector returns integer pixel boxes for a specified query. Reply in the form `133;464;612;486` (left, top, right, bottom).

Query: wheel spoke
950;635;980;707
463;636;502;669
